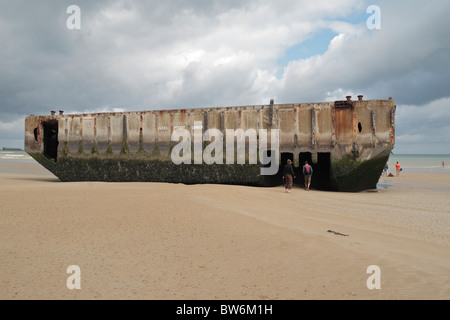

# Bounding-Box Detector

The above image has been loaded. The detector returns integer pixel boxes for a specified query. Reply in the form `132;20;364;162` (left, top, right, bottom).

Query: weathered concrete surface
25;97;396;191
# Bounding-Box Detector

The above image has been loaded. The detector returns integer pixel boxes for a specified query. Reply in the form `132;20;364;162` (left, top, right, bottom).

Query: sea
387;154;450;175
0;150;34;162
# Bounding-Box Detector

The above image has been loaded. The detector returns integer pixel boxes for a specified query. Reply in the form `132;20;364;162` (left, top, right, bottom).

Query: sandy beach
0;160;449;300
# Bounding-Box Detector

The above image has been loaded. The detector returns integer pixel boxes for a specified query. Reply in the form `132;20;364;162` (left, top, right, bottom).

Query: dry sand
0;160;449;300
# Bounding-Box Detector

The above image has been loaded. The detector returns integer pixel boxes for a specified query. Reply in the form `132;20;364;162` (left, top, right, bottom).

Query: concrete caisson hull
25;97;396;191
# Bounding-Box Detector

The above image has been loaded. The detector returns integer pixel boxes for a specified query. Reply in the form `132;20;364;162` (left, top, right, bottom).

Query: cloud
0;0;365;113
277;0;450;104
0;0;449;152
0;117;25;149
395;97;450;153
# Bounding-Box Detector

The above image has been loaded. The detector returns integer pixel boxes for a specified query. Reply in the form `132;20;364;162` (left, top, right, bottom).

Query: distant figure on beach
303;161;313;191
383;164;389;177
395;161;401;177
442;161;446;168
282;159;295;193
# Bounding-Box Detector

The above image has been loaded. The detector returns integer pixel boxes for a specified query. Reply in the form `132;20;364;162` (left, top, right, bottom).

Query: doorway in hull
298;152;312;188
280;152;294;170
298;152;332;190
43;121;59;162
314;153;332;190
279;152;295;184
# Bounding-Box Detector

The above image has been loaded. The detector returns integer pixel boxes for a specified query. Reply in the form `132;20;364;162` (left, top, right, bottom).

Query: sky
0;0;449;153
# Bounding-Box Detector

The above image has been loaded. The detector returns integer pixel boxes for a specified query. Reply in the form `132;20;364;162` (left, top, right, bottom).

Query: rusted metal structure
25;96;396;191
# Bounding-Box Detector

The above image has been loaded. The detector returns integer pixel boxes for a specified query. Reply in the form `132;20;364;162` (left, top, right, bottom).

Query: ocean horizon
388;154;450;175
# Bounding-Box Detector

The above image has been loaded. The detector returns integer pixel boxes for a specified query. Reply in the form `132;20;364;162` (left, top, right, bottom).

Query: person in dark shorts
282;159;295;193
303;161;313;191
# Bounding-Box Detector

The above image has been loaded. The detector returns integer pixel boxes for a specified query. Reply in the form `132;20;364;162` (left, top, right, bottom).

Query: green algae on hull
29;150;392;191
330;154;391;192
29;153;272;186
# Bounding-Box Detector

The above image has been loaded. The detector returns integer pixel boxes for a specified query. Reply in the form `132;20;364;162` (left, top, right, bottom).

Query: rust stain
334;107;353;142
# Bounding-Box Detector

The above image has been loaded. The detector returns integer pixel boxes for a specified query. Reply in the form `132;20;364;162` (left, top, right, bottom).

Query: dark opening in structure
43;121;59;162
278;152;294;183
298;152;312;188
314;153;332;190
358;122;363;133
280;152;294;168
298;152;332;190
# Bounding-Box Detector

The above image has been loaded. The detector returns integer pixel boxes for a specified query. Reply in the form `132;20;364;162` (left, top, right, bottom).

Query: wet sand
0;160;449;300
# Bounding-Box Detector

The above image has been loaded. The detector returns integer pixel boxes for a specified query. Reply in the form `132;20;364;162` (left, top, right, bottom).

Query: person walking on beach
383;164;389;177
395;161;401;177
442;161;446;168
282;159;295;193
303;161;313;191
